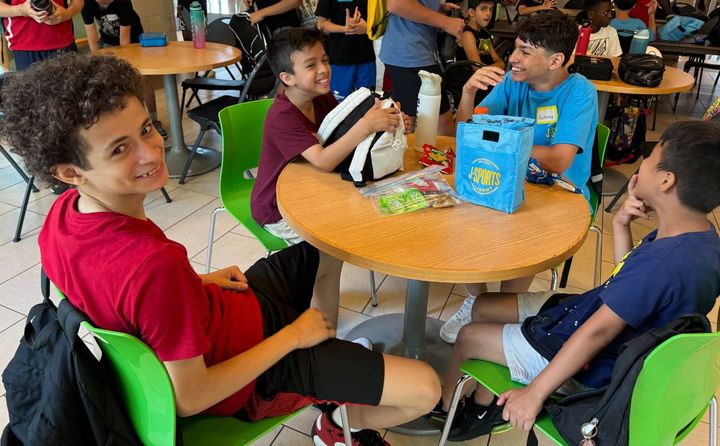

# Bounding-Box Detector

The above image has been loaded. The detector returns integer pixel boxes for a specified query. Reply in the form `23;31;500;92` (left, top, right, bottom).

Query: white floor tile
0;234;41;284
164;198;238;259
193;231;267;272
0;264;43;316
270;425;315;446
145;188;216;231
0;209;45;244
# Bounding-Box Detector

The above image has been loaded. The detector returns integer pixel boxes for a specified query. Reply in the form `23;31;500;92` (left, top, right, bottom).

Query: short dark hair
515;10;579;65
0;53;144;186
614;0;637;11
584;0;611;12
657;121;720;213
468;0;496;10
268;27;326;81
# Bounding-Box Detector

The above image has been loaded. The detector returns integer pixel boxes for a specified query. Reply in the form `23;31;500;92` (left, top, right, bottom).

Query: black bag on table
569;56;614;81
618;54;665;87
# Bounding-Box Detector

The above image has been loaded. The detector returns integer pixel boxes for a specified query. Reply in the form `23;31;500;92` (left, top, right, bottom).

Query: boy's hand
543;0;557;9
463;66;505;94
440;2;461;12
395;101;413;135
199;266;249;291
345;7;366;34
648;0;657;16
243;0;254;7
442;16;465;39
20;0;50;23
44;3;73;25
249;10;264;25
362;98;401;134
284;308;335;349
613;175;653;228
497;386;545;431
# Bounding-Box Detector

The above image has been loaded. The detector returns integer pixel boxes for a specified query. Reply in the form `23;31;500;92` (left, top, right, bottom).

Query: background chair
551;124;610;289
438;328;720;446
207;100;378;305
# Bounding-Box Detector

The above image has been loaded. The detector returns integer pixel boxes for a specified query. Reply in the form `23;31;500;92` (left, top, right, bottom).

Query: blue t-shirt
480;73;598;203
610;18;654;41
379;0;440;67
522;226;720;388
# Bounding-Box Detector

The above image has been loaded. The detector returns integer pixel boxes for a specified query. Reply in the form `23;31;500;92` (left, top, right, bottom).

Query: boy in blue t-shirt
435;120;720;441
442;10;598;345
611;0;657;44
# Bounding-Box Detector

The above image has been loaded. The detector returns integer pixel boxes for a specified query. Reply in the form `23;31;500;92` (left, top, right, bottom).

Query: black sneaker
425;400;451;422
447;394;506;441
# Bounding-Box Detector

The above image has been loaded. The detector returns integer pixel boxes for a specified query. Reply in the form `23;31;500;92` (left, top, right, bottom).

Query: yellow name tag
536;106;558;125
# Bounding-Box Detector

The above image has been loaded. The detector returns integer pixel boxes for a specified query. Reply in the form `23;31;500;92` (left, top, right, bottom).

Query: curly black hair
516;9;579;66
0;53;145;186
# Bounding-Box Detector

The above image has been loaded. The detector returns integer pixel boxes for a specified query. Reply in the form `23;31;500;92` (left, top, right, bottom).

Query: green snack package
377;188;429;215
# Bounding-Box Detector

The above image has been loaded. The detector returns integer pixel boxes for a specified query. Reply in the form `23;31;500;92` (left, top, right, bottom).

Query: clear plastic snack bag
358;166;461;216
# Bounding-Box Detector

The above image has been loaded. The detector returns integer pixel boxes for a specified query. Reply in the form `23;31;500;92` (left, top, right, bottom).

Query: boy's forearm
169;327;299;416
317;17;346;34
529;143;577;174
0;3;25;18
648;17;656;40
527;306;625;398
257;0;300;18
387;0;448;29
517;4;546;15
456;90;477;125
307;118;373;171
67;0;84;15
612;219;633;264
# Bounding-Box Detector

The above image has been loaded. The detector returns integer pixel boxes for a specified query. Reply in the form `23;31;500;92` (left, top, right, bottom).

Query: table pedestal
345;279;451;436
162;74;221;178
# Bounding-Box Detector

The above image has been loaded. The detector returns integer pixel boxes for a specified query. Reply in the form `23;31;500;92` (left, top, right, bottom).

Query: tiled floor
0;58;719;445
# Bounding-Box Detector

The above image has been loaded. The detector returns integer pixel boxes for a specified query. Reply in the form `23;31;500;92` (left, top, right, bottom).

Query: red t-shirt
4;0;75;51
629;0;651;26
250;92;338;226
39;190;264;416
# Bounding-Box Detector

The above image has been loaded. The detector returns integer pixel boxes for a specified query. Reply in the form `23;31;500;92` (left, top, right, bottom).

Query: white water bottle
414;70;442;151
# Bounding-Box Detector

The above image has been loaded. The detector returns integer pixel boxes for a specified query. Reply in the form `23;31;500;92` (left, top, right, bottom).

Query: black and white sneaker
447;394;507;441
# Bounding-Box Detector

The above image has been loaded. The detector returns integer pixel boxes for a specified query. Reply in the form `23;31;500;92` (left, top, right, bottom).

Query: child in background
611;0;657;42
315;0;376;101
585;0;623;56
516;0;555;16
457;0;505;69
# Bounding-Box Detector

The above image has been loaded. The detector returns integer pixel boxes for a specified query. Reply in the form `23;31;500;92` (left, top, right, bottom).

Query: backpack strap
56;299;90;349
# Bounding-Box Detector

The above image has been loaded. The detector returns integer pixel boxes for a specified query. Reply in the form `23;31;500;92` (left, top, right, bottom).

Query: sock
149;111;158;121
331;407;361;433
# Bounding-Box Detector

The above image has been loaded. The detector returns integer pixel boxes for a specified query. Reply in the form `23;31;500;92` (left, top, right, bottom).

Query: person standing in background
243;0;300;34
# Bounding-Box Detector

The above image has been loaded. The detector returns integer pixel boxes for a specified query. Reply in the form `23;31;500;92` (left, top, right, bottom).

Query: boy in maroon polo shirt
250;27;400;245
1;53;440;446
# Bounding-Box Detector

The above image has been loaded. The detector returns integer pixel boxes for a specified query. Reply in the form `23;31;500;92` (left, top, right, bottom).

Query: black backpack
604;95;649;165
528;313;711;446
1;296;141;446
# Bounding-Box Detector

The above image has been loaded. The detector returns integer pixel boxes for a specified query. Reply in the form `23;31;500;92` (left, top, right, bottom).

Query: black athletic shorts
243;242;385;420
385;63;451;117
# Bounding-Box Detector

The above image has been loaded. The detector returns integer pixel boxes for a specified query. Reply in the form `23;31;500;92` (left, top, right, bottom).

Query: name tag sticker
536;106;558;125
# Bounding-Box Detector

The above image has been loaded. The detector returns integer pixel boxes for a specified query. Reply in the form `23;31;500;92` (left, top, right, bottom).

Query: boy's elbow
174;392;204;417
387;0;401;14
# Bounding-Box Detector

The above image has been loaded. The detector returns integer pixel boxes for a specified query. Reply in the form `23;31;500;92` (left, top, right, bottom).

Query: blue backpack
659;15;706;40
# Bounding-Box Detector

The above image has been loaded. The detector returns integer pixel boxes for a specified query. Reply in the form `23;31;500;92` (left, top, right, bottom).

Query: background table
98;42;242;178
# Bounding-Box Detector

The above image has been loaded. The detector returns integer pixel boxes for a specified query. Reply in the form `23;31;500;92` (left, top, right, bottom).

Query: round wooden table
98;41;242;178
589;58;694;198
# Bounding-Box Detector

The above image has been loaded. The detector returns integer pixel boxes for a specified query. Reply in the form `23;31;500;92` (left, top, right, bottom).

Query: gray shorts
502;291;590;395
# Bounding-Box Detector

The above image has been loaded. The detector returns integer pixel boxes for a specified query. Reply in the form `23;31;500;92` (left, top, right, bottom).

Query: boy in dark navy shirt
437;120;720;441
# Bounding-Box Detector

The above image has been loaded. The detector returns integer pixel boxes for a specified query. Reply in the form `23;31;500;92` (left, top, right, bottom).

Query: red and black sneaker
311;410;390;446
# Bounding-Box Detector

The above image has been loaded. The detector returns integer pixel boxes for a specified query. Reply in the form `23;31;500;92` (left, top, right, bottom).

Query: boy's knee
412;362;442;412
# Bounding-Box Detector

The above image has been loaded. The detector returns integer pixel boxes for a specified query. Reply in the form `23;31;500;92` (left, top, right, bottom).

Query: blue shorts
330;62;376;101
13;43;78;71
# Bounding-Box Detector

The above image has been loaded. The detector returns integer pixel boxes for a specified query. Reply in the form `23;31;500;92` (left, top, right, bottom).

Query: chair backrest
589;123;610;219
218;99;288;252
629;331;720;444
206;17;236;46
84;323;178;446
228;13;271;77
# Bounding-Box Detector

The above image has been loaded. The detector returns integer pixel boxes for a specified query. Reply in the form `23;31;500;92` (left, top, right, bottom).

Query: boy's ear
660;171;676;193
279;71;294;86
547;52;566;70
53;164;87;187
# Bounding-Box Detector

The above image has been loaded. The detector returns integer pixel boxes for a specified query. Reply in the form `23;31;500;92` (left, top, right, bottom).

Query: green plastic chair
551;123;611;290
438;330;720;446
207;99;378;305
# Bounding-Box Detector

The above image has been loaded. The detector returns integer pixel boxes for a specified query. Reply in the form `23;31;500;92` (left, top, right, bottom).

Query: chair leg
160;187;172;203
550;267;559;291
338;405;353;446
651;95;658;131
179;127;208;184
224;66;236;80
438;374;474;446
559;256;573;289
14;176;34;242
590;225;602;287
1;146;39;193
370;271;378;307
710;396;718;446
205;207;226;273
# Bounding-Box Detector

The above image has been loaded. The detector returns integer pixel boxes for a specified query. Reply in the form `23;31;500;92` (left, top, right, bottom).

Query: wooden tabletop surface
589;56;695;95
277;135;590;283
97;41;242;76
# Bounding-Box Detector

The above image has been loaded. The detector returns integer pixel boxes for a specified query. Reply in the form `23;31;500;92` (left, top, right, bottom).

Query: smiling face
280;41;331;97
469;2;495;28
508;38;560;85
58;96;168;211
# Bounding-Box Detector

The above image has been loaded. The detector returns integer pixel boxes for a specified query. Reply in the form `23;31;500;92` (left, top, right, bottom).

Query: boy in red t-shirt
250;27;400;245
1;53;440;446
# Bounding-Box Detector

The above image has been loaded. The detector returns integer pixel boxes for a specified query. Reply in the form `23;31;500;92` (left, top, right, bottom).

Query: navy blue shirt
522;226;720;388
